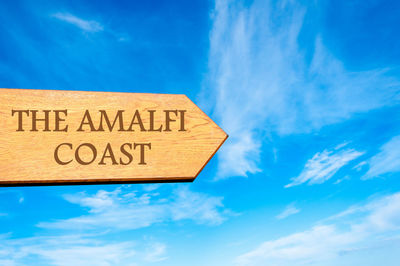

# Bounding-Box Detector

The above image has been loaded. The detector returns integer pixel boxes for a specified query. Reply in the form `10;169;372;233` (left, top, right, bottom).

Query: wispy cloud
236;191;400;265
143;242;168;263
363;135;400;179
204;0;400;179
333;175;350;185
0;190;25;204
0;234;165;266
52;12;104;32
276;203;300;220
38;185;231;231
285;144;364;188
353;161;367;171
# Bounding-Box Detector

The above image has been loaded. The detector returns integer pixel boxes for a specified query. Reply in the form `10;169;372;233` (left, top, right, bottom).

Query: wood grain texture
0;88;227;186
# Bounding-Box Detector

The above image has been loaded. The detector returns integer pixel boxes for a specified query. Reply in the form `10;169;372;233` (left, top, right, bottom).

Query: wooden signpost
0;89;227;186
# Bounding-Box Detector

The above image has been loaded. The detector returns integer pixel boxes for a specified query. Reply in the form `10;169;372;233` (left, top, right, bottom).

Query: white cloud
142;184;162;192
0;234;165;266
363;135;400;179
276;203;300;220
333;175;350;185
353;161;367;171
236;192;400;266
203;0;400;179
285;144;364;188
38;185;230;231
0;190;25;204
143;242;168;263
52;13;103;32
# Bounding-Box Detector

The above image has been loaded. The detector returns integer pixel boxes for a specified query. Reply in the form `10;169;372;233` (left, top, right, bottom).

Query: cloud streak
52;13;103;32
204;0;400;179
285;144;364;188
276;203;300;220
0;234;166;266
364;135;400;179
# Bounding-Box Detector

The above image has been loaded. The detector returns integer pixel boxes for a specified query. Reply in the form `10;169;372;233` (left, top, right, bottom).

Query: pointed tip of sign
193;132;228;181
182;94;228;135
180;94;229;181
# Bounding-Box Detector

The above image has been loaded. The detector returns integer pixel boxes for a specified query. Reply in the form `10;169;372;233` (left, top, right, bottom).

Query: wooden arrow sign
0;89;227;186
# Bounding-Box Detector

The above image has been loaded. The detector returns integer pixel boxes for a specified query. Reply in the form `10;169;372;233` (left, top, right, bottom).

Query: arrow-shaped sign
0;89;227;186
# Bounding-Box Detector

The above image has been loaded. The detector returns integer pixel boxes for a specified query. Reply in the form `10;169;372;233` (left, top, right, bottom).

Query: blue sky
1;0;400;265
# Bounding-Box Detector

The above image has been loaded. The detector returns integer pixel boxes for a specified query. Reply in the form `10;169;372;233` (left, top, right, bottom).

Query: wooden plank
0;88;227;186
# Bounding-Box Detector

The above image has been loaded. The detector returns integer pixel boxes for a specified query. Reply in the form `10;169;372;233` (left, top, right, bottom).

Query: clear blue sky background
1;0;400;265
